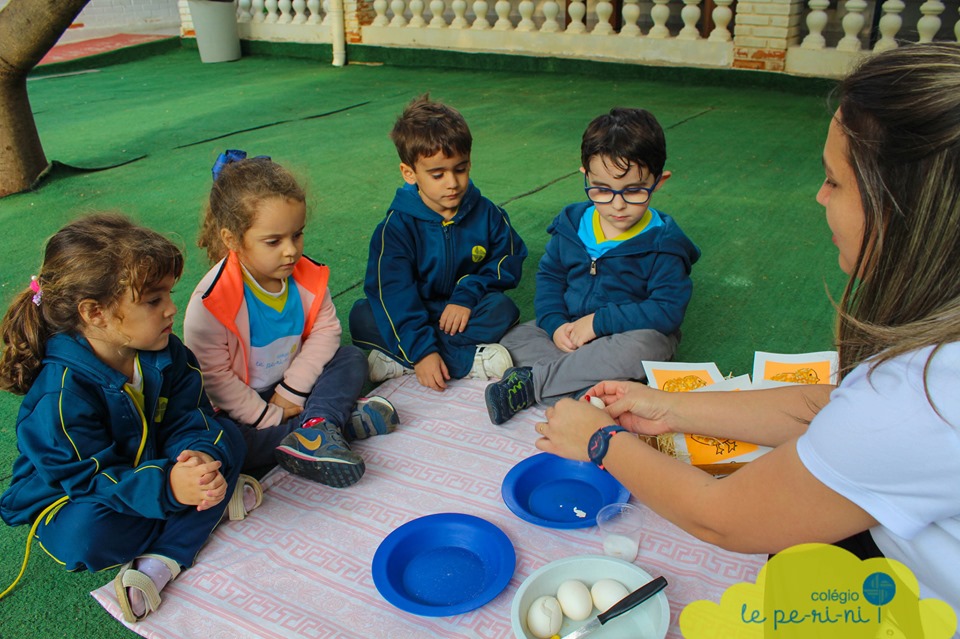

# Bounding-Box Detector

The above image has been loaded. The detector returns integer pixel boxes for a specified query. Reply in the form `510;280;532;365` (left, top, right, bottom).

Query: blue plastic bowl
502;453;630;528
372;513;516;617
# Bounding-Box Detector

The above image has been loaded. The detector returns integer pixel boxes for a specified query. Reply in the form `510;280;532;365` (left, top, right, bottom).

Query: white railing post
390;0;408;26
278;0;293;23
708;0;732;41
450;0;469;27
541;0;562;31
648;0;671;38
518;0;537;30
472;0;491;28
265;0;279;22
566;0;588;32
373;0;390;24
801;0;829;49
252;0;266;22
307;0;322;22
621;0;642;35
873;0;903;50
238;0;253;21
409;0;427;26
916;0;944;42
429;0;447;26
678;0;701;39
594;0;616;34
836;0;867;51
494;0;513;29
293;0;308;22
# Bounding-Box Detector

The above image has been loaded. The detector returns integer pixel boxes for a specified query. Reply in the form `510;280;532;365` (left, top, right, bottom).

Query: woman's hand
535;398;612;460
587;380;675;436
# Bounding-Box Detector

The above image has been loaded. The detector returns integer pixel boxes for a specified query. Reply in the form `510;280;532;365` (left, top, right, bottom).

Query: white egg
556;579;594;621
526;595;564;639
591;578;629;613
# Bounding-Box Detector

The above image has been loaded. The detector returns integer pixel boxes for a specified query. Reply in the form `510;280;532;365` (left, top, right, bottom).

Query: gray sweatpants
499;320;678;406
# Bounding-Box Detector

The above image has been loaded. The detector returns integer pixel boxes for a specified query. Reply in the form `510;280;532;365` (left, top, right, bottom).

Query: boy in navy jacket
350;95;528;392
485;107;700;424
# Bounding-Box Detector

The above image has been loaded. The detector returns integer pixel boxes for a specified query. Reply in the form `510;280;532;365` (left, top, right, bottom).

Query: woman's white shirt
796;342;960;619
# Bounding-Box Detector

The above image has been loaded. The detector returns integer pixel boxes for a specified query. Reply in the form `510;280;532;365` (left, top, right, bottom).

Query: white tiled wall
75;0;180;29
0;0;183;43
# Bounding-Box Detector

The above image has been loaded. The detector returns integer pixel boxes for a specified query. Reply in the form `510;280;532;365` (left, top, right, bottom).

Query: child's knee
481;292;520;323
338;344;370;382
348;299;376;339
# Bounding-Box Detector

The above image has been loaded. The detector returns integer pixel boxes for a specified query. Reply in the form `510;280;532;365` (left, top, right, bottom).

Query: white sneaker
368;350;413;383
468;344;513;380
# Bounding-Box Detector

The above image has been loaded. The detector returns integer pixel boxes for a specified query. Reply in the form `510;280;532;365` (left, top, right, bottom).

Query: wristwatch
588;425;627;470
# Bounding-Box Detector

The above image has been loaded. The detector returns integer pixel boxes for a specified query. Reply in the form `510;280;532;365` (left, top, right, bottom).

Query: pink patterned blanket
93;376;764;638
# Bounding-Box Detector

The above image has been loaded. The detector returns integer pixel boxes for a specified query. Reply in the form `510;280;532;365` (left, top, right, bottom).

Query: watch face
588;430;606;462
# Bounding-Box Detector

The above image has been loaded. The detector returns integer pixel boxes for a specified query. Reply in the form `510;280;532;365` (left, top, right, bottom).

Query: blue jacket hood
389;180;483;223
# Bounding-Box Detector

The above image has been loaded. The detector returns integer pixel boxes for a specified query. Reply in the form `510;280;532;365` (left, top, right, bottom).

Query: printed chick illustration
770;367;820;384
662;375;708;392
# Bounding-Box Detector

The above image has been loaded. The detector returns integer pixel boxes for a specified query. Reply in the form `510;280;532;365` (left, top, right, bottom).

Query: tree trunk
0;0;91;197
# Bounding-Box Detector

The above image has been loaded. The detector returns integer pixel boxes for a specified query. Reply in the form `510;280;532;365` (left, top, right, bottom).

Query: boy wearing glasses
485;107;700;424
349;95;528;392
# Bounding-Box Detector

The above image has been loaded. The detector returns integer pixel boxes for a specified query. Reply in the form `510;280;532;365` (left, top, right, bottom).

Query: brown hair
580;107;666;178
833;43;960;382
0;213;185;395
197;156;306;264
389;94;473;168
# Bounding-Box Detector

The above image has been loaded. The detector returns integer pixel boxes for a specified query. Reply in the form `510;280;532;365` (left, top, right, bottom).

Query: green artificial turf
0;41;845;638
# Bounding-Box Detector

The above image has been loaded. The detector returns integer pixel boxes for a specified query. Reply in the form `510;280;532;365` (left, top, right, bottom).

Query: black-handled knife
560;575;668;639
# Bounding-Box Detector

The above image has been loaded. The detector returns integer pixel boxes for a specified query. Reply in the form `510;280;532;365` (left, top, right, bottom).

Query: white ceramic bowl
511;555;670;639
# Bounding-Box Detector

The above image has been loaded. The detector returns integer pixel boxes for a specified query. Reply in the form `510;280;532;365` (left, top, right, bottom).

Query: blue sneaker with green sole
484;366;535;425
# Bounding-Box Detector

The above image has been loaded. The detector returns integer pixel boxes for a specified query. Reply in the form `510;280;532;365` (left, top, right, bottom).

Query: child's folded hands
171;450;227;510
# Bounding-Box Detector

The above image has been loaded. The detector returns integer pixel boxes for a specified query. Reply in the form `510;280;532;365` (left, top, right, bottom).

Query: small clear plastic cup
596;502;645;562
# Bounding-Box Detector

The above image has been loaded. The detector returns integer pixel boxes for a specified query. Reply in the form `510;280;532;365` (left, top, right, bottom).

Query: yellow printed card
641;360;724;392
752;350;838;386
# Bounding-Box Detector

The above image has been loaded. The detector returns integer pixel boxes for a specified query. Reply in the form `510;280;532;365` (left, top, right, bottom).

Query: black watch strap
588;425;627;470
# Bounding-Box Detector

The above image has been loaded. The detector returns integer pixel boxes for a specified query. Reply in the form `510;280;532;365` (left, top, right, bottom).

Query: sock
127;557;173;617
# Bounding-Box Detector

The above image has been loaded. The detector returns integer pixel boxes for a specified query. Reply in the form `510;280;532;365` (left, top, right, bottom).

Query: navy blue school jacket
535;202;701;340
1;333;242;527
363;181;527;365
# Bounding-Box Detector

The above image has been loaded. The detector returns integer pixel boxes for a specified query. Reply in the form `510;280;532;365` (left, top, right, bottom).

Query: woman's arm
592;380;834;447
539;398;876;554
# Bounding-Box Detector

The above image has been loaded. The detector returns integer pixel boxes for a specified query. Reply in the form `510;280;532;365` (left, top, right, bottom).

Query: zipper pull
590;260;597;276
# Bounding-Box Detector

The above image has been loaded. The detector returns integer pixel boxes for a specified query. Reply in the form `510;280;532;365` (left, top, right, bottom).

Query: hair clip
29;275;42;306
211;149;273;181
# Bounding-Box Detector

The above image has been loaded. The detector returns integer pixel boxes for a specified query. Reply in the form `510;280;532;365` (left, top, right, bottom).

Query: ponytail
0;288;51;395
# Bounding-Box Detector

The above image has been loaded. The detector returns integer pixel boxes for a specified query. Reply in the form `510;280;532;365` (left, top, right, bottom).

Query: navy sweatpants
349;292;519;378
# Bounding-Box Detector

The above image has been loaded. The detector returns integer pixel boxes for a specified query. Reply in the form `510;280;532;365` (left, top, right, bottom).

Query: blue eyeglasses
583;173;660;205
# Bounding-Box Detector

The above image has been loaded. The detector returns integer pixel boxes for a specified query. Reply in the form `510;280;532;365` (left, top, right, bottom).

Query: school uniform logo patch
471;245;487;262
